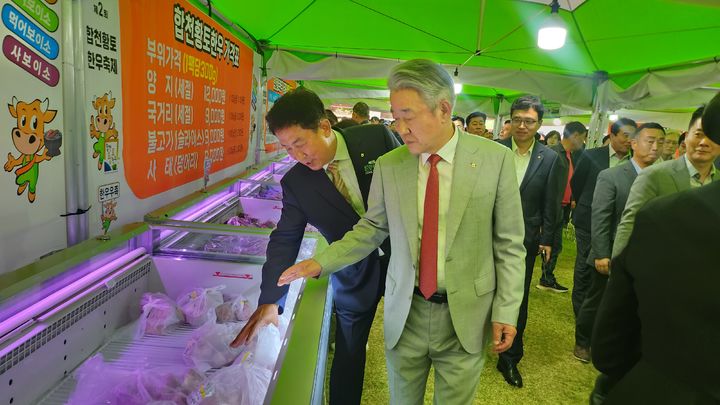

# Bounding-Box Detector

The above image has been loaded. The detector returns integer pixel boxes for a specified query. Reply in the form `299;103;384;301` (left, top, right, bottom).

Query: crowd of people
233;59;719;404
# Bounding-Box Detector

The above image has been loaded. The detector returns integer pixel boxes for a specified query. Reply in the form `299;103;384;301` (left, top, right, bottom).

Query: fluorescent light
553;118;562;125
454;83;463;94
609;114;619;121
538;4;567;50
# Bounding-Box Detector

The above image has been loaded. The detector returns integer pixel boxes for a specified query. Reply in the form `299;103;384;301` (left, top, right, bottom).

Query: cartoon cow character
5;97;57;203
90;92;118;171
101;199;117;234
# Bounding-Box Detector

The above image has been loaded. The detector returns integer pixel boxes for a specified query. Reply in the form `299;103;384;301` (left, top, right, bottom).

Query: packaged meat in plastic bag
183;320;246;372
177;286;224;327
215;295;255;323
235;322;284;370
68;354;205;405
137;292;183;336
187;361;271;405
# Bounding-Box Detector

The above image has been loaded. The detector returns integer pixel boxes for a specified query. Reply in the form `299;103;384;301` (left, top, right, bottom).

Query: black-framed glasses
511;117;538;127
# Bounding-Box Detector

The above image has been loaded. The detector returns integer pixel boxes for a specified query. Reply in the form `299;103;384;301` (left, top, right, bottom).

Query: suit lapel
520;142;543;192
308;168;359;221
394;151;419;263
672;157;691;192
445;134;481;254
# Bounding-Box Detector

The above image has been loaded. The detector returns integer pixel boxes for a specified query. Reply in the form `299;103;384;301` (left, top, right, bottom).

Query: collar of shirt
608;143;628;161
629;157;643;174
511;136;534;157
685;155;718;181
322;130;349;170
420;126;459;165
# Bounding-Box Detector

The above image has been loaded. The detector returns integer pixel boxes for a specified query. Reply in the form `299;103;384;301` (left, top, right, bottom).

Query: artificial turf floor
326;232;599;404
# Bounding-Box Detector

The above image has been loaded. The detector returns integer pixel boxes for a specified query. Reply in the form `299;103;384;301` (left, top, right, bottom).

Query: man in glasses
496;95;564;387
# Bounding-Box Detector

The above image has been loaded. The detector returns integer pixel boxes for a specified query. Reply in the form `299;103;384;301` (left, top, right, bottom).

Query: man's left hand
277;259;322;286
538;245;552;263
491;322;517;353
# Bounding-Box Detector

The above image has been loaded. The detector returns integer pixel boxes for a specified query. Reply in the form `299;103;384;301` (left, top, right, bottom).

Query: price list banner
119;0;252;198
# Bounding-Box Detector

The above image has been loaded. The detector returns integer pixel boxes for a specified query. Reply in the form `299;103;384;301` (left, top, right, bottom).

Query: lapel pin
360;153;365;158
471;163;477;168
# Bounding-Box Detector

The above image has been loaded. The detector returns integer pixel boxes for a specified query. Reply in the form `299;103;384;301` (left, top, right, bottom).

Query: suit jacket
315;131;526;353
571;145;610;231
499;139;564;247
611;156;691;257
588;161;637;263
592;182;720;404
258;125;400;313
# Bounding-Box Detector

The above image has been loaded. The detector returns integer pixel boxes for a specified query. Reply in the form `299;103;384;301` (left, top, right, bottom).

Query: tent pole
587;71;609;148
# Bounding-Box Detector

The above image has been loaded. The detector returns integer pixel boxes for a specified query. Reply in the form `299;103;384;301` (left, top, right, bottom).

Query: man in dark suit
497;95;564;387
231;88;399;405
569;118;635;362
541;121;586;293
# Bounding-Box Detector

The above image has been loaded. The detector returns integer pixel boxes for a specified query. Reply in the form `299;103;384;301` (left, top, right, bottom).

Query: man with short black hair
539;121;586;293
231;87;399;405
497;95;564;387
452;115;465;130
570;117;635;362
466;111;492;139
352;101;370;124
499;119;513;140
612;107;720;257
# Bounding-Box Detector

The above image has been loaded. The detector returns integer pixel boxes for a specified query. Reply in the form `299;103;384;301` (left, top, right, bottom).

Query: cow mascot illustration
90;92;119;171
5;97;59;203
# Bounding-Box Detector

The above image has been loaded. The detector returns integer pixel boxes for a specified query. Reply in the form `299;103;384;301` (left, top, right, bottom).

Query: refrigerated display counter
0;222;332;405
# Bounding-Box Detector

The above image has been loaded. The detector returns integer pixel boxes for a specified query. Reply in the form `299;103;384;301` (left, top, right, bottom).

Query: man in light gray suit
277;59;526;404
612;106;720;257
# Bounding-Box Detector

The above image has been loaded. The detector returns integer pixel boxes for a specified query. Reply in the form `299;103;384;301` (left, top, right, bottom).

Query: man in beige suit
278;59;526;404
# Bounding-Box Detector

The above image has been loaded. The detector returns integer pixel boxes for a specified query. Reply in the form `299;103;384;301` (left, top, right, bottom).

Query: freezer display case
0;223;332;405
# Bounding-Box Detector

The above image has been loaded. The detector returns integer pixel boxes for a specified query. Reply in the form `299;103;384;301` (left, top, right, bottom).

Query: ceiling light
454;83;463;94
609;114;619;121
538;0;567;50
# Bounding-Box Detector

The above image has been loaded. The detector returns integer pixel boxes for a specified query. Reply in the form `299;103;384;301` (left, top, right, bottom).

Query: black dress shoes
497;357;523;388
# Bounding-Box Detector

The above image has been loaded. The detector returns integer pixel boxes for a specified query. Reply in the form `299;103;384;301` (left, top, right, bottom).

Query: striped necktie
327;160;353;206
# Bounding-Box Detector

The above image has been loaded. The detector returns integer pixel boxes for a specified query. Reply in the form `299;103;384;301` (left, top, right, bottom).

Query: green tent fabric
203;0;720;115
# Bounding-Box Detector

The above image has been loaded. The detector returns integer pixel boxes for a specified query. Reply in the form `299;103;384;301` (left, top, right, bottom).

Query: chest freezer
0;222;332;405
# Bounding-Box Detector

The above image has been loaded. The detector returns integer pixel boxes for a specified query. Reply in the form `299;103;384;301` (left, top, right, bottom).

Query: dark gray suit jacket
588;161;637;265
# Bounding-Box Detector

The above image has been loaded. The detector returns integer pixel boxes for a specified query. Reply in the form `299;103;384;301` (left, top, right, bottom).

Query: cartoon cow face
92;92;115;132
8;97;57;155
102;200;117;218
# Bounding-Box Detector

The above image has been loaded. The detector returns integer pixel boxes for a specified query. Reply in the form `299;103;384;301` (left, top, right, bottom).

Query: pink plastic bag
176;286;224;327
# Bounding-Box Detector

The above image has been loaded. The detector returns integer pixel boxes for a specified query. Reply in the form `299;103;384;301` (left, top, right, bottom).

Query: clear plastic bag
176;286;225;327
215;295;255;323
68;354;205;405
183;320;246;372
235;322;284;371
137;292;183;336
188;361;271;405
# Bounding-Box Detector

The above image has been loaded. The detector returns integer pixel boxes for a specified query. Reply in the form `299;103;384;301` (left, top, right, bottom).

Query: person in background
325;109;339;126
499;119;513;140
545;130;561;147
370;116;381;124
591;92;720;405
452;115;465;130
570;117;635;362
231;88;400;405
466;111;492;139
497;95;564;388
612;106;720;257
578;123;661;404
541;121;586;293
661;130;680;161
351;101;370;125
275;59;526;405
677;132;687;158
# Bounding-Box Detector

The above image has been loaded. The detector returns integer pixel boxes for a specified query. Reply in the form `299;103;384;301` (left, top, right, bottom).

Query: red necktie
419;154;441;299
562;150;574;205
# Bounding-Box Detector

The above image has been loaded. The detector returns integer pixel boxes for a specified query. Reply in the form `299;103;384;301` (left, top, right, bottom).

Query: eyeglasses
511;117;538;127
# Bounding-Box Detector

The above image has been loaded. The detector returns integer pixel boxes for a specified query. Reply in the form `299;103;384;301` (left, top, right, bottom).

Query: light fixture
538;0;567;50
609;114;619;121
553;118;562;125
453;67;463;94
